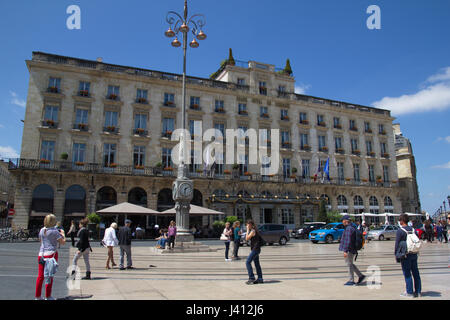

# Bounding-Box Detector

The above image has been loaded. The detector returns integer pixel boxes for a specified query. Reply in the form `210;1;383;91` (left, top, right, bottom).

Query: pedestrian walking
339;215;365;286
102;222;119;269
436;223;443;243
441;220;448;243
35;214;66;300
245;220;264;285
67;220;76;247
71;218;92;280
395;213;422;298
232;221;242;260
221;222;233;261
425;220;433;243
167;220;177;250
118;219;133;270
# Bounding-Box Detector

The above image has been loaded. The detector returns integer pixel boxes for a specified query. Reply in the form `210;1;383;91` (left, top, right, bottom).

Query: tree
318;200;328;223
87;212;101;224
283;58;293;75
327;210;342;223
228;48;235;66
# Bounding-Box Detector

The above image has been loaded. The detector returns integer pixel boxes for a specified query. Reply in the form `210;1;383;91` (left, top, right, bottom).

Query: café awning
97;202;160;216
159;204;225;216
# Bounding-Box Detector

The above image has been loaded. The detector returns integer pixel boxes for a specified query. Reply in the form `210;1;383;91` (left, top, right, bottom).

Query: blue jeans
401;254;421;295
224;241;230;259
246;249;263;281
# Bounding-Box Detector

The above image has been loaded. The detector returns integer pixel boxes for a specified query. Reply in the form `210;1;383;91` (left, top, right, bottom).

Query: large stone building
10;52;403;231
393;124;421;213
0;160;15;227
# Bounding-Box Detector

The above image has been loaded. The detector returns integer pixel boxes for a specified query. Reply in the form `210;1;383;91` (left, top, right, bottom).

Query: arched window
32;184;54;213
192;189;203;206
96;187;117;211
337;195;348;206
354;195;364;207
64;185;86;214
128;188;147;207
370;196;379;207
320;194;330;205
157;188;174;212
384;196;393;207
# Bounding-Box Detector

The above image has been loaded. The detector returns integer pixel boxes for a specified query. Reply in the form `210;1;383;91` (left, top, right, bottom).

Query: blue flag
323;157;330;181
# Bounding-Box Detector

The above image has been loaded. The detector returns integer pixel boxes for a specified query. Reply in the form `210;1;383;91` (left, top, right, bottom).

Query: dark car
241;224;290;246
292;222;327;239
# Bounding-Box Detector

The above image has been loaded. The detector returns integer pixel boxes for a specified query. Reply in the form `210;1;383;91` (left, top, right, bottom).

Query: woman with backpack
245;220;264;285
395;213;422;298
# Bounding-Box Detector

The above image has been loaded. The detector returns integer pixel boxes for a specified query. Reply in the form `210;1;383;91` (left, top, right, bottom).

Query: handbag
220;234;228;241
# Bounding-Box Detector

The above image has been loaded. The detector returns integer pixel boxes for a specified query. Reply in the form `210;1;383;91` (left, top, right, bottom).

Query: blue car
309;222;345;244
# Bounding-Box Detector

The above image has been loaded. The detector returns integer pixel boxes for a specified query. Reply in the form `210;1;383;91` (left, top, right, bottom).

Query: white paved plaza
68;240;449;300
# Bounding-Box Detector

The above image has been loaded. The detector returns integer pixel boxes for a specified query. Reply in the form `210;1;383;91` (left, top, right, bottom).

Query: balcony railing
103;126;120;134
73;123;89;131
133;128;148;136
7;158;400;188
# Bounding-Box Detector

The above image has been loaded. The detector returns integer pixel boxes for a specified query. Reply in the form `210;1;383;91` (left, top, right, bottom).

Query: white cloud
10;91;26;108
437;136;450;143
0;146;19;159
431;161;450;169
372;67;450;116
295;84;311;95
0;124;4;129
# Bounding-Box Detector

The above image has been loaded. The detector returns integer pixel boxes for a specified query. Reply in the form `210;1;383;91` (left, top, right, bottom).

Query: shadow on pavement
421;291;441;297
88;277;109;281
261;280;281;284
58;295;93;300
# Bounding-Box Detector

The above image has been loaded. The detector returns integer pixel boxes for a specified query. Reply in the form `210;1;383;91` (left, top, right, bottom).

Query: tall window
164;93;175;105
383;165;390;182
353;163;360;182
238;103;247;114
215;100;224;112
134;114;147;130
189;120;195;137
370;196;379;207
48;77;61;91
190;96;200;107
137;89;148;102
349;119;357;130
75;109;88;125
317;114;325;125
162;148;172;168
40;141;55;161
107;85;120;98
214;123;225;138
215;152;224;175
281;130;290;146
368;165;375;182
237;78;246;85
378;124;385;134
335;137;343;150
44;106;59;122
337;162;344;182
299;112;308;123
333;117;340;128
302;160;310;178
354;195;364;214
79;81;90;95
300;133;309;149
239;154;249;175
103;143;116;166
259;81;267;95
282;158;291;178
364;121;371;132
260;106;268;117
281;208;294;225
380;142;387;155
351;138;358;153
281;109;289;120
366;140;373;154
104;111;118;127
72;143;86;163
318;135;326;150
133;146;145;167
162;118;175;134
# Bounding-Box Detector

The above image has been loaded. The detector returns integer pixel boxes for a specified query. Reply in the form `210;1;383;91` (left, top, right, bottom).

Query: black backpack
354;225;364;251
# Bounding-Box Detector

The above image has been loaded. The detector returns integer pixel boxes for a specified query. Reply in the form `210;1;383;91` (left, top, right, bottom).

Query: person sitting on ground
156;229;168;249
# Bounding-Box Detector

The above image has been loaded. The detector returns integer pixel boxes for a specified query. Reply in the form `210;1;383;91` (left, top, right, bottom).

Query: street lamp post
165;0;207;243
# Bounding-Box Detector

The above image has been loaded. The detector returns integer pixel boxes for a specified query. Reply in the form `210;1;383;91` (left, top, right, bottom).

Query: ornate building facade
10;52;402;230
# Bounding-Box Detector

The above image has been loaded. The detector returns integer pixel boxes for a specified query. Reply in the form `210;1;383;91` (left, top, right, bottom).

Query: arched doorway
157;188;175;229
96;187;117;211
63;185;86;231
128;187;148;232
190;189;203;228
29;184;54;229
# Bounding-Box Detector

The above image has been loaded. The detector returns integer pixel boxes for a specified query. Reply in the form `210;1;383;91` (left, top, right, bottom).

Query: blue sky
0;0;449;214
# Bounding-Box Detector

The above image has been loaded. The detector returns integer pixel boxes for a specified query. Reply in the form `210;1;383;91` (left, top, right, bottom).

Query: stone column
12;186;32;229
53;188;65;223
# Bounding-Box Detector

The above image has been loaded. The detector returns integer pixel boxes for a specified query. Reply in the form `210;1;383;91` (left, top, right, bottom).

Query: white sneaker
225;259;232;262
34;297;43;300
400;292;414;298
45;297;56;300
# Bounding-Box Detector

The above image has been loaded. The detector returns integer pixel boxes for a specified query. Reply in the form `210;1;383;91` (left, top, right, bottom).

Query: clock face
180;183;193;199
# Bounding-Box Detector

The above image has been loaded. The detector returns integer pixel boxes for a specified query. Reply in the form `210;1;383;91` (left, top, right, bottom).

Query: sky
0;0;449;214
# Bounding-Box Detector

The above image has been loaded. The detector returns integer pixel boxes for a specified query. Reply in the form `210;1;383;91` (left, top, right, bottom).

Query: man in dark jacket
339;215;365;286
118;219;133;270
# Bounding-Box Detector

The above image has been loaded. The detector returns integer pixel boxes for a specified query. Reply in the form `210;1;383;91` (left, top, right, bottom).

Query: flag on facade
314;160;321;182
323;157;330;182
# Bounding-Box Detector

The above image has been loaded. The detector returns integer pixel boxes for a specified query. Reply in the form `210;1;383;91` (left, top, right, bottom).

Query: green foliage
292;167;298;173
327;210;343;223
284;58;293;75
87;212;101;224
155;162;162;168
213;220;226;235
318;200;328;223
228;48;235;66
225;216;238;224
60;153;68;160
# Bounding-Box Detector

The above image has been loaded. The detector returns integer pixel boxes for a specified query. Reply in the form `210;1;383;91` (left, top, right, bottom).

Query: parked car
241;224;290;246
309;223;345;244
292;222;327;239
367;225;399;241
